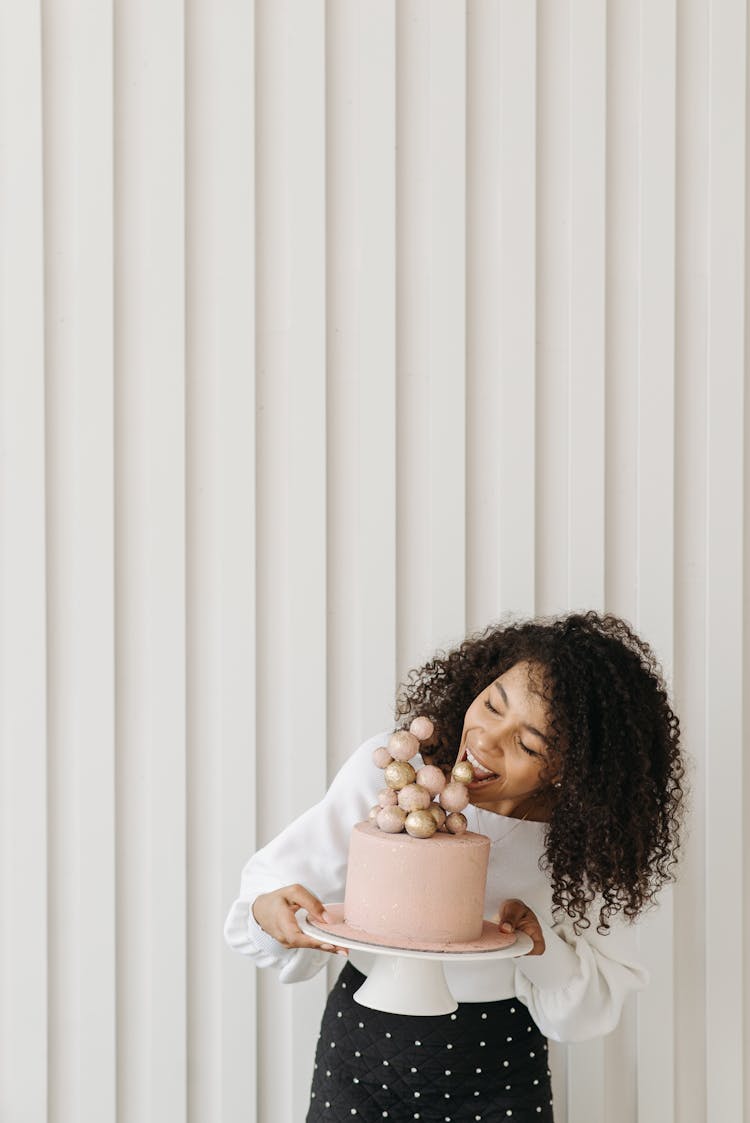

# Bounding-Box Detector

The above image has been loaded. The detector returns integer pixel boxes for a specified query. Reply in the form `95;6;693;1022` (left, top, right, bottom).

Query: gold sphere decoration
404;809;438;838
452;761;474;785
384;760;417;790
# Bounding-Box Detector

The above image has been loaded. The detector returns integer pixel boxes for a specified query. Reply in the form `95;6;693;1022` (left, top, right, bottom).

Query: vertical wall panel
536;0;571;619
745;1;750;1107
185;2;256;1121
744;73;750;1117
0;3;47;1120
566;0;606;614
397;0;466;679
255;2;328;1120
43;3;116;1120
673;1;710;1120
466;0;503;631
633;4;678;1123
427;2;466;648
704;3;746;1120
466;0;536;631
114;3;187;1121
327;0;397;777
496;0;537;619
605;0;639;627
355;1;398;733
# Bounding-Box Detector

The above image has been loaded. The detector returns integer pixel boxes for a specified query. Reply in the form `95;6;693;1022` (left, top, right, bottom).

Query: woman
225;612;685;1122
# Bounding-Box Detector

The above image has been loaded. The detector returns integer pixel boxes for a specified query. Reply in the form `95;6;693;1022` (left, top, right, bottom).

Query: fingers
497;898;545;956
284;883;329;925
498;898;528;931
283;885;348;955
257;885;348;957
275;885;326;945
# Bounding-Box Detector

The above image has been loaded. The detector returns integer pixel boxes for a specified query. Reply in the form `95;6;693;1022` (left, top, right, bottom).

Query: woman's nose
474;725;505;753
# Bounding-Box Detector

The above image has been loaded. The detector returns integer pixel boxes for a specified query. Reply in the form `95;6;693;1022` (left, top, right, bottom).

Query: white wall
0;1;746;1121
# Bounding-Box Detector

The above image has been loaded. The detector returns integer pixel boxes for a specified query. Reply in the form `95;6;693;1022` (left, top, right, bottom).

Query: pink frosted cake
312;722;515;953
343;821;491;945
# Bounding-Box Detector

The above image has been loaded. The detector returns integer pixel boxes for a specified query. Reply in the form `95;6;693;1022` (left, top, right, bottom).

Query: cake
343;821;491;946
311;719;515;953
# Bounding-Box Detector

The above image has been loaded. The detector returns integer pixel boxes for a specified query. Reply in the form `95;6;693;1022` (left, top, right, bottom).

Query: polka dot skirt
306;962;554;1123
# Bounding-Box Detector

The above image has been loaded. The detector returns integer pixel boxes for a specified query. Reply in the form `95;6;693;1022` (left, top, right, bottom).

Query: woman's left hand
498;898;545;956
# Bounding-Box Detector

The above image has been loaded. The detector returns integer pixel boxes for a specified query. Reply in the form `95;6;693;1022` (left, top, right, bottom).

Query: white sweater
224;732;649;1042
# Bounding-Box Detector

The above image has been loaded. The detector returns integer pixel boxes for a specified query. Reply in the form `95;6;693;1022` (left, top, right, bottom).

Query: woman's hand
498;898;546;956
252;884;347;956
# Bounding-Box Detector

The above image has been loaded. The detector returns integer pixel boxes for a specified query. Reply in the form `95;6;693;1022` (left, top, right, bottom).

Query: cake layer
344;821;490;944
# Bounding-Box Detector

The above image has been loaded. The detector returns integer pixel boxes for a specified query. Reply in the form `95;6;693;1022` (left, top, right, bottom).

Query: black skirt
307;962;554;1123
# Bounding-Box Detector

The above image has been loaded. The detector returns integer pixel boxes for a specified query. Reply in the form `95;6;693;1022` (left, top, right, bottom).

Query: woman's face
454;660;554;816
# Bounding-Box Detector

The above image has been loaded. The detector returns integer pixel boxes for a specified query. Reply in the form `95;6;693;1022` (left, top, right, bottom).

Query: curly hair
394;611;685;933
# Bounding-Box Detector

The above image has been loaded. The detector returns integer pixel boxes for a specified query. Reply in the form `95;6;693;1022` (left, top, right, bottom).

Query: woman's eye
484;696;540;757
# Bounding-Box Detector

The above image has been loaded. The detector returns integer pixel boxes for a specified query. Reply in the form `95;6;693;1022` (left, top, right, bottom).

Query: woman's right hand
252;884;347;956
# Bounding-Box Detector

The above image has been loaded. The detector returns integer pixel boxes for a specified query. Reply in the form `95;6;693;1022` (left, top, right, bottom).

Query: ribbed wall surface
0;2;746;1121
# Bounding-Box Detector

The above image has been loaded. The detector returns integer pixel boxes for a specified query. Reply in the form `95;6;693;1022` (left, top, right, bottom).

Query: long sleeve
223;731;387;983
511;910;649;1042
473;808;650;1042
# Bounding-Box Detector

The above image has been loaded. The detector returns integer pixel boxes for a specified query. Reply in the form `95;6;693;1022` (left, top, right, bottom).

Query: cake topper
370;716;473;838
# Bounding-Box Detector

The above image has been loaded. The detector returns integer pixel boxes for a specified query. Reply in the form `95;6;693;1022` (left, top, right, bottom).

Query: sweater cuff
515;920;580;991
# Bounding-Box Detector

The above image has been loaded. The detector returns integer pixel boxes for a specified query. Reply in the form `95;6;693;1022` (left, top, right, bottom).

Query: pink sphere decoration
416;764;446;797
440;781;470;813
409;715;435;742
368;804;381;822
397;782;432;812
377;787;398;808
376;805;407;833
388;729;420;761
372;746;394;769
445;811;468;835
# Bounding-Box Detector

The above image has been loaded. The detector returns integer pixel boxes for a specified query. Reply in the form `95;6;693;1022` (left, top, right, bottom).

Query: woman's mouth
462;746;501;786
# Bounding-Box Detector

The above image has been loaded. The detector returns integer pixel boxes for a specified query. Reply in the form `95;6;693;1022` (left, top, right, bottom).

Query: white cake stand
299;912;533;1016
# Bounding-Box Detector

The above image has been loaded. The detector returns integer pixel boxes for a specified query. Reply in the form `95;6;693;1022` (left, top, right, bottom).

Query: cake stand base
299;912;533;1017
356;953;458;1015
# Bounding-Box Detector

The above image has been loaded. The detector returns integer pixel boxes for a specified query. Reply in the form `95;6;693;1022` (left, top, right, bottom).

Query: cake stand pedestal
299;913;533;1016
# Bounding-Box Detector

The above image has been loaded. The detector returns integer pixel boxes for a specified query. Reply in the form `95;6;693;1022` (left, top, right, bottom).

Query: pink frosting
344;822;490;944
